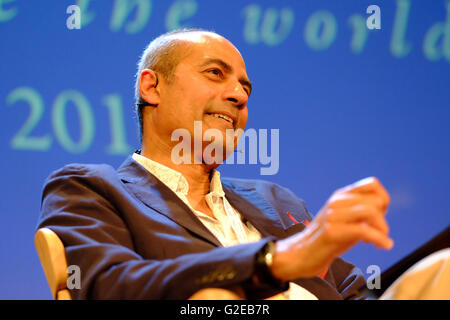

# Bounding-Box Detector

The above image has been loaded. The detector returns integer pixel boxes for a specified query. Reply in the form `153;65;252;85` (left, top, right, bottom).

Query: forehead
174;32;247;72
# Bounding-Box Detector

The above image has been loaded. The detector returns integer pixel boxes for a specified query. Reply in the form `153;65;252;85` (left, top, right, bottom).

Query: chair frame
35;228;72;300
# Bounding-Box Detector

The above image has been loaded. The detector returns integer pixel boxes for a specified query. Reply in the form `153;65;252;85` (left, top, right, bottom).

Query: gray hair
134;28;216;142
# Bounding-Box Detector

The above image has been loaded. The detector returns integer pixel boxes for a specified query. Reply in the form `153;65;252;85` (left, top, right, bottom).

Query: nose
222;80;248;108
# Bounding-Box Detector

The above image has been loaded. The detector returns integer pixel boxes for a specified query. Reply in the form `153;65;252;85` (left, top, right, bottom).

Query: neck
141;146;215;200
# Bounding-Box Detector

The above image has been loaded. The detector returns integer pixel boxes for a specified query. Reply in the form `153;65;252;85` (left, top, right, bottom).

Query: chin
201;144;229;167
202;161;223;171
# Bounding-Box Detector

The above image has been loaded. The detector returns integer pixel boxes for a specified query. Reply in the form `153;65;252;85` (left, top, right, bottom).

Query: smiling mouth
206;113;234;126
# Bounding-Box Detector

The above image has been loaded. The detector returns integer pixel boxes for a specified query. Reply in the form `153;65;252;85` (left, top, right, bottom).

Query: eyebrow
199;58;253;96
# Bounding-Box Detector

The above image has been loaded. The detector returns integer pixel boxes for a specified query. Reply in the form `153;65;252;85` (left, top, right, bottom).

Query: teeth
211;113;233;124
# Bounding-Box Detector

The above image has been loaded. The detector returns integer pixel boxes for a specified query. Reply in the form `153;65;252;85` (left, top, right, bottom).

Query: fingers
337;177;390;213
328;192;386;212
354;177;390;209
327;204;390;235
320;177;393;250
331;223;394;250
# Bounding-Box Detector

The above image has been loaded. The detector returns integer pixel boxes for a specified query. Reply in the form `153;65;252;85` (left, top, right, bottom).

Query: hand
271;177;394;280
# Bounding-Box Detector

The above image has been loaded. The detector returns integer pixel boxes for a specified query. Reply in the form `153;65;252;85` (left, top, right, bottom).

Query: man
38;29;393;300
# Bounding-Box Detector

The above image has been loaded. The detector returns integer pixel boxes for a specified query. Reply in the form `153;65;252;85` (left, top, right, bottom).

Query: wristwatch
254;240;289;289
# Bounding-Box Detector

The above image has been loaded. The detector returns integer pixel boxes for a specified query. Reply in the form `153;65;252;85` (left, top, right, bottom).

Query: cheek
238;108;248;129
178;85;214;115
162;90;197;120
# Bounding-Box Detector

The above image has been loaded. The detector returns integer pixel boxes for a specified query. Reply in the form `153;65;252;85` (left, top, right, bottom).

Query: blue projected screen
0;0;449;299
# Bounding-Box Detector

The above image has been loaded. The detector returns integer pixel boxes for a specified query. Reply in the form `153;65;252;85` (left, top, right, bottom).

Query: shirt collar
132;153;224;197
210;170;225;197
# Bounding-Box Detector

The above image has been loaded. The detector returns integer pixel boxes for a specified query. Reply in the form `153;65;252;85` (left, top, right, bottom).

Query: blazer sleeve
37;165;284;300
327;258;367;300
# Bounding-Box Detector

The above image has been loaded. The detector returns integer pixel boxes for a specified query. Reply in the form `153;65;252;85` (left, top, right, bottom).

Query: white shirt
132;153;261;247
132;153;317;300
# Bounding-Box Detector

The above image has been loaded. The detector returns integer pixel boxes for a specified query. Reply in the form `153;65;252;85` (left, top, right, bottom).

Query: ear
139;69;160;106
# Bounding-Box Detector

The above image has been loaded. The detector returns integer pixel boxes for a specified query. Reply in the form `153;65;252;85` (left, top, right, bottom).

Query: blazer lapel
116;156;304;246
222;181;305;239
117;156;222;247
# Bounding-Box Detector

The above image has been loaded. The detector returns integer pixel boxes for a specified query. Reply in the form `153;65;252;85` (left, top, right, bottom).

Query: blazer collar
117;156;302;246
117;156;221;246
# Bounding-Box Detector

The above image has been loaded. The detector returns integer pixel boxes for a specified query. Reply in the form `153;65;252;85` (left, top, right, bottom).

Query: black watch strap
254;240;289;290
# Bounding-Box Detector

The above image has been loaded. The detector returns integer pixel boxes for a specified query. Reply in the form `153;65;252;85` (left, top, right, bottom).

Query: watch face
265;241;275;267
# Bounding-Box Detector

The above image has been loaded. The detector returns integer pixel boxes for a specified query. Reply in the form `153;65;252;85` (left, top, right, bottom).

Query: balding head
135;29;226;141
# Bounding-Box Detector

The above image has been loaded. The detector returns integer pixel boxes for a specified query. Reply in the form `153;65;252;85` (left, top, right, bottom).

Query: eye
206;68;223;77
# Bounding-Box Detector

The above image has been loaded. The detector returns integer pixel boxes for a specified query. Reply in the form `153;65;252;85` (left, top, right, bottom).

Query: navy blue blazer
37;156;366;300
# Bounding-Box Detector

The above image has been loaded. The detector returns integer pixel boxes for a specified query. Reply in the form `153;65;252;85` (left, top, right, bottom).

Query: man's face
149;33;251;165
